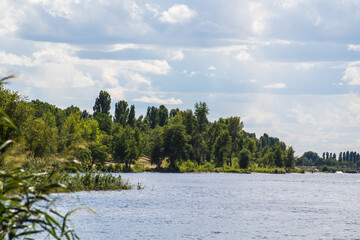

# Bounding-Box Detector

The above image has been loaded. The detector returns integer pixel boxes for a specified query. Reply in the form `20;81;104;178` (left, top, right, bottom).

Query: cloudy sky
1;0;360;155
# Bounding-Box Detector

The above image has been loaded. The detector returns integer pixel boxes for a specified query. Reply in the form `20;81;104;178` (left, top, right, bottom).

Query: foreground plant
0;75;79;239
0;168;80;239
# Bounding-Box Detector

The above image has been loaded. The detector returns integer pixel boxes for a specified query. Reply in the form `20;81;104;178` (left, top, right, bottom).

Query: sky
1;0;360;156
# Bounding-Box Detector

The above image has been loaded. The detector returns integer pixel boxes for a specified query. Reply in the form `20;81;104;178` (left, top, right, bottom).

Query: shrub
179;160;198;172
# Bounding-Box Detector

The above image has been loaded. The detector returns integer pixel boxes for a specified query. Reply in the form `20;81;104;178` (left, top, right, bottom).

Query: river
56;173;360;239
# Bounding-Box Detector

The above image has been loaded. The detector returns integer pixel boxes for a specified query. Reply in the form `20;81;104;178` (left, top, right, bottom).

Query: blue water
55;173;360;239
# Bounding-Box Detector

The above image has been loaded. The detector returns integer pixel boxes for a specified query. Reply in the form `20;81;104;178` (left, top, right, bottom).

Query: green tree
81;110;92;119
112;126;141;168
194;101;209;132
150;127;165;168
93;90;111;116
114;100;129;126
169;108;179;118
226;116;243;165
64;105;81;117
163;123;189;169
238;148;251;169
158;105;169;127
89;144;109;169
284;146;295;169
79;118;100;142
58;113;81;151
194;102;209;164
74;147;92;170
213;129;231;167
147;106;158;128
273;146;283;167
127;105;136;127
94;112;112;134
23;118;58;157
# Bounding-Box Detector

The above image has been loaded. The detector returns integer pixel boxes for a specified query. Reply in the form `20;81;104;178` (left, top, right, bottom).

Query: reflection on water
55;173;360;239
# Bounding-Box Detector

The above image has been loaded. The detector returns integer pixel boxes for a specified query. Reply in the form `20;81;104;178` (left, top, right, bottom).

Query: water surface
56;173;360;239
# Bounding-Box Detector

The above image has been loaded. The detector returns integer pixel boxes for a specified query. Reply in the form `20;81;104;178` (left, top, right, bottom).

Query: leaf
0;75;16;84
0;108;18;131
0;140;13;151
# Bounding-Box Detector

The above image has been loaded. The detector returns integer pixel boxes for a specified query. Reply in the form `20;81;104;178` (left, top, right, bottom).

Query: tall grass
59;172;132;191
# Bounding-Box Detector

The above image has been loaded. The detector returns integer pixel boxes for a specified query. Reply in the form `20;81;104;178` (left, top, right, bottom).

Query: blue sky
1;0;360;155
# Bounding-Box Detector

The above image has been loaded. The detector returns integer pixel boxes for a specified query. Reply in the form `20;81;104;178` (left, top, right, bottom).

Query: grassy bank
100;158;303;174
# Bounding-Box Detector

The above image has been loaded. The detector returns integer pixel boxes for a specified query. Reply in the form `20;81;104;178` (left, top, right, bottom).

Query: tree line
297;151;360;169
1;86;296;171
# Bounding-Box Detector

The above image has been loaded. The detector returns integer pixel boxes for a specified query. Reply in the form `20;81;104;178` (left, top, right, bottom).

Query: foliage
163;122;189;169
179;160;198;172
93;90;111;116
213;130;231;167
238;149;251;169
0;168;80;240
4;80;352;174
0;77;79;239
114;100;129;126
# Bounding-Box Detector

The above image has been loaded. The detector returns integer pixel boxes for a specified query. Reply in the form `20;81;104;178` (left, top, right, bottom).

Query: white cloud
295;62;315;71
127;72;151;86
189;71;196;77
291;107;316;125
235;51;252;61
0;1;26;36
166;49;184;61
243;108;279;125
208;65;216;71
30;63;95;88
106;43;153;52
145;3;160;18
207;45;249;55
133;96;183;105
248;2;272;35
106;86;125;100
276;0;303;9
0;51;34;67
102;68;119;87
160;4;197;24
341;63;360;85
264;83;286;89
348;44;360;52
107;60;171;75
42;0;75;19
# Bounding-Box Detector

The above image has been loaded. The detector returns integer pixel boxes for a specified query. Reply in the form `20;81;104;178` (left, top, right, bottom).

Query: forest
0;82;300;173
1;82;358;173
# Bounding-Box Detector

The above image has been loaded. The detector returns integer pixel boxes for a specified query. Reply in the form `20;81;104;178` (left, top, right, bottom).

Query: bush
238;149;251;169
132;163;151;172
254;167;286;174
179;160;198;172
197;162;215;172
